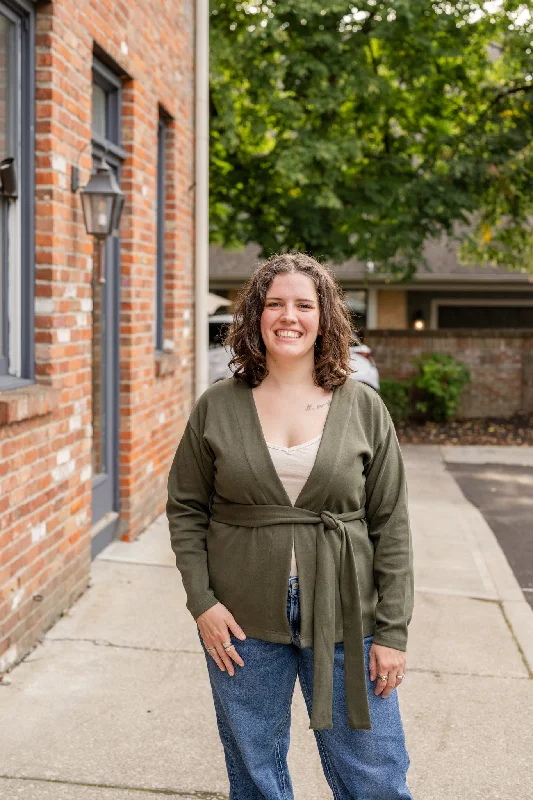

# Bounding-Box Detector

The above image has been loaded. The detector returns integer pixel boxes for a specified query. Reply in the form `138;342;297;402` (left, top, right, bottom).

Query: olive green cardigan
166;376;414;731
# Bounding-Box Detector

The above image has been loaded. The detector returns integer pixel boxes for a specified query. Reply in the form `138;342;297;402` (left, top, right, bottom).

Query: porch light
80;157;125;283
412;310;425;331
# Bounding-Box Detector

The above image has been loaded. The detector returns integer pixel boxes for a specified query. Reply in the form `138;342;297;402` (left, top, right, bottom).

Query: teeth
276;331;301;338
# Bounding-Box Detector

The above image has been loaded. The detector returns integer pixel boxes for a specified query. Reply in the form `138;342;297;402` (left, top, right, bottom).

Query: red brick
0;0;194;674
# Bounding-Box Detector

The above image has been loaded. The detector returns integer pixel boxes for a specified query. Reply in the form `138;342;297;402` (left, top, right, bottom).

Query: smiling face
260;272;321;363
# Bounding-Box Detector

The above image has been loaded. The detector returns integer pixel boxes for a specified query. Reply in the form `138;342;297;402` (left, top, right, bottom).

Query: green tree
209;1;533;278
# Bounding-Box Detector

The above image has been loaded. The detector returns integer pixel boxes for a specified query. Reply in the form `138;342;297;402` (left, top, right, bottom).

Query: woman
166;252;414;800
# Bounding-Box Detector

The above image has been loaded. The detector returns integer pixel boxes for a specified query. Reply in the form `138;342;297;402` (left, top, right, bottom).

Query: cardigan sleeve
364;394;414;651
166;413;219;621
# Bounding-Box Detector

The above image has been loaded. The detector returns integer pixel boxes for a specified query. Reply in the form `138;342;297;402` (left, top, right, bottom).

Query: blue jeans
198;576;413;800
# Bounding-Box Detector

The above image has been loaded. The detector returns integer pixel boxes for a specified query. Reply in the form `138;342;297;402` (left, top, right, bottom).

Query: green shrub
413;353;470;421
380;379;411;423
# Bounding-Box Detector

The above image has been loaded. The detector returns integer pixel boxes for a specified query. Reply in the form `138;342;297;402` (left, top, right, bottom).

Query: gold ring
397;674;405;680
206;646;216;652
379;674;388;683
223;642;235;651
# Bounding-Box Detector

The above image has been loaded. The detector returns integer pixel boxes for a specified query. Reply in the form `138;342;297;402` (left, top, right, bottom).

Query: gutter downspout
195;0;209;399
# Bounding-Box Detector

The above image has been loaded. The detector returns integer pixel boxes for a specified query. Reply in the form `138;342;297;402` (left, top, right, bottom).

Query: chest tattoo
305;400;332;411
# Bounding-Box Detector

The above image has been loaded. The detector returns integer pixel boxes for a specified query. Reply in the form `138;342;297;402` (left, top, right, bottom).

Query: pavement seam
0;775;228;799
96;558;175;569
407;666;528;679
415;589;500;602
498;601;533;679
37;637;204;656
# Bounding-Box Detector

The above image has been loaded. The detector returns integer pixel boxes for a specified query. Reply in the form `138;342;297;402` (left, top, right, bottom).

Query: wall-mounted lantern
76;156;125;283
0;157;17;198
412;310;425;331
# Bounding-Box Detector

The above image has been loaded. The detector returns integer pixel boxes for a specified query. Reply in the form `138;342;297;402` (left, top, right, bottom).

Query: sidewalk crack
0;775;228;799
45;638;202;656
499;601;533;679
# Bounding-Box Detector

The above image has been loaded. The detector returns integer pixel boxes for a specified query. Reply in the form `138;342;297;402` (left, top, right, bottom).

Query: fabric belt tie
211;502;372;731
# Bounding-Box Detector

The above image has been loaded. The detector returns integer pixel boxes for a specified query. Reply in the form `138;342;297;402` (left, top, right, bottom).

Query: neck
261;352;317;391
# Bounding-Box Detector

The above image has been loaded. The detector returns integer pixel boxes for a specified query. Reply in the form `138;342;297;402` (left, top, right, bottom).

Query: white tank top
266;434;322;578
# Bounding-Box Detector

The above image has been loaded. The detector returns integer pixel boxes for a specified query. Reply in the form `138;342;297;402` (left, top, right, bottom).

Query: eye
299;304;313;309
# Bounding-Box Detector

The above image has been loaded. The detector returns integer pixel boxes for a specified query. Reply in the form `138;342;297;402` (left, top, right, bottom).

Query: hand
369;643;407;699
197;602;246;676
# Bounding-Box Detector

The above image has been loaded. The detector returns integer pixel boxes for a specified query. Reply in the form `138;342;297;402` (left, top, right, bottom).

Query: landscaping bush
413;353;470;422
380;379;411;423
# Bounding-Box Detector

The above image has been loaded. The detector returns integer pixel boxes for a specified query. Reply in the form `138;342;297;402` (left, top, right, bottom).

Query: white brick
35;297;54;315
81;465;92;482
31;522;46;544
52;154;67;174
11;588;24;612
69;415;82;432
80;298;92;312
51;461;75;484
158;412;166;424
76;314;87;327
57;329;71;343
57;447;71;465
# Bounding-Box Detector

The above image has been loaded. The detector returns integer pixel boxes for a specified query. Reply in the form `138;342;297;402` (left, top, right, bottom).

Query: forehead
266;272;318;298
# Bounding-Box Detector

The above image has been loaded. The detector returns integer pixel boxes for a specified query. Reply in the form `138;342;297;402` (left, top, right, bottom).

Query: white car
348;344;380;392
208;315;380;392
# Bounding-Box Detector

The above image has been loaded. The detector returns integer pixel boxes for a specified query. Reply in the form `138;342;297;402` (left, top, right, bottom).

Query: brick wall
0;0;195;673
367;330;533;418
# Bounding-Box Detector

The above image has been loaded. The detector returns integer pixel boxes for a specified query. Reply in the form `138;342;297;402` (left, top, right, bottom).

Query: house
0;0;197;674
209;239;533;330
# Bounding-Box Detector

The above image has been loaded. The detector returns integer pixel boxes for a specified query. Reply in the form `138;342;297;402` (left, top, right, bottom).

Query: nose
279;304;298;321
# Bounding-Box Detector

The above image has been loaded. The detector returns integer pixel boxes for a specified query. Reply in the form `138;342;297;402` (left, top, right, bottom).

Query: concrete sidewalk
1;446;532;799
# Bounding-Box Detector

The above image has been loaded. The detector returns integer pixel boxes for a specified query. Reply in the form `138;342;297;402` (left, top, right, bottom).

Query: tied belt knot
211;501;372;731
320;509;342;531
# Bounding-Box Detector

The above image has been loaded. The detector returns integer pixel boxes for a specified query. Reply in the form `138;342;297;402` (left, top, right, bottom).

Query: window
0;1;34;388
155;112;167;351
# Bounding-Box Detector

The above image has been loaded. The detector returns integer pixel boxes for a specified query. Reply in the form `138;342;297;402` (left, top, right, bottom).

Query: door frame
90;58;126;557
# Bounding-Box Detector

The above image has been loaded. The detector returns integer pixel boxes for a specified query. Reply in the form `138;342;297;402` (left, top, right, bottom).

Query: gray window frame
155;112;166;352
0;0;35;390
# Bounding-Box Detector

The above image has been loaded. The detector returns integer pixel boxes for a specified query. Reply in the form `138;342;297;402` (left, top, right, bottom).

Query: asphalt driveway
446;462;533;609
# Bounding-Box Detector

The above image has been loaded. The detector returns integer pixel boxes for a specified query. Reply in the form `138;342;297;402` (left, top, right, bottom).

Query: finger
381;670;398;699
216;644;235;676
374;668;388;696
227;618;247;641
225;642;244;667
211;650;226;672
368;647;377;682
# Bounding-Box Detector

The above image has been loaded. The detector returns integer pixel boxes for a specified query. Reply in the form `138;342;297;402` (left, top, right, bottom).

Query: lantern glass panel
110;192;125;237
81;192;115;237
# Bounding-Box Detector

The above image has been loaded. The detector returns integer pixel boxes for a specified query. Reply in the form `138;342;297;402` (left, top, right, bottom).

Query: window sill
155;351;178;378
0;383;61;426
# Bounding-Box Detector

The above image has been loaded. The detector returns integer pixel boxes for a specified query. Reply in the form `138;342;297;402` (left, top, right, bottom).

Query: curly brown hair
224;252;359;390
